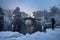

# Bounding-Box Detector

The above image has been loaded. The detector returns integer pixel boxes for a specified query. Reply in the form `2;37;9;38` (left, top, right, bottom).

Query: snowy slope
0;28;60;40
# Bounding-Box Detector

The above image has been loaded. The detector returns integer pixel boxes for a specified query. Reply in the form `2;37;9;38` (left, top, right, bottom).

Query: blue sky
0;0;60;15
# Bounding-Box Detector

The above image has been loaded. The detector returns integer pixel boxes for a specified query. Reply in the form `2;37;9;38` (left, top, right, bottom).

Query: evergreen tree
13;7;21;32
0;7;4;31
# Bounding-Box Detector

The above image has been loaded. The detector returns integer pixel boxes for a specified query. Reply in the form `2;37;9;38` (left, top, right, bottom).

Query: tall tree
13;7;21;32
50;6;58;16
0;7;4;31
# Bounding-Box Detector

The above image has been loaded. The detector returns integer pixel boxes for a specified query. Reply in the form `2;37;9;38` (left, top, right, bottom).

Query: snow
0;28;60;40
0;31;23;38
31;29;60;40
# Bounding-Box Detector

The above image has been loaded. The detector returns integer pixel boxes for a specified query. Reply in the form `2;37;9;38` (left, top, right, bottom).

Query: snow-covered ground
0;28;60;40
